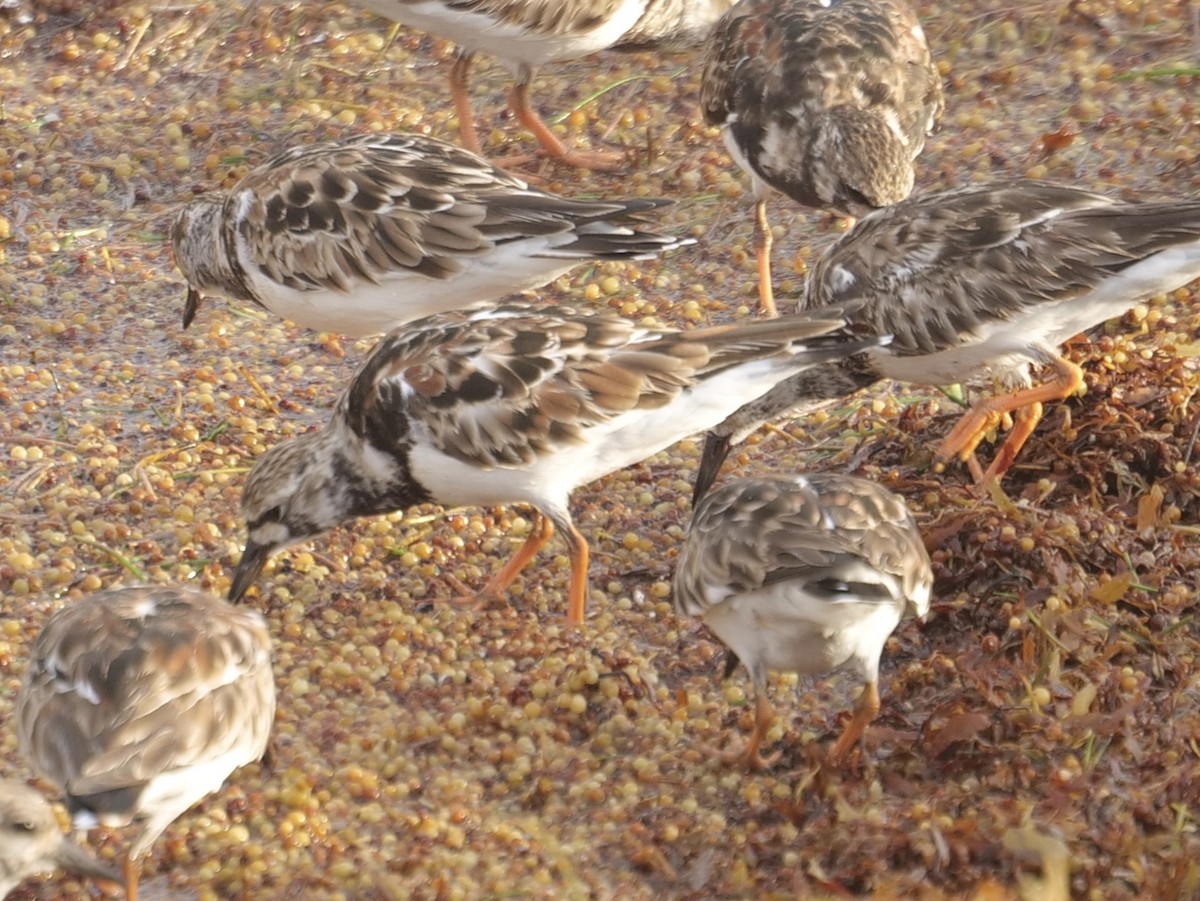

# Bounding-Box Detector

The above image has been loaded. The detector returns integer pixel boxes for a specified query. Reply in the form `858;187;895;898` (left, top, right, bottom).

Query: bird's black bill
722;649;741;680
182;285;202;329
692;432;733;508
55;836;121;886
228;541;270;604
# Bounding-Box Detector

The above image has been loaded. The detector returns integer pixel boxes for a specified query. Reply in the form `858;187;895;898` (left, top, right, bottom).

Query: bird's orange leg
449;51;481;155
123;853;140;901
937;357;1084;480
445;512;555;609
828;679;880;763
754;198;778;318
558;520;591;628
508;79;625;171
983;402;1045;481
448;53;543;172
721;691;781;771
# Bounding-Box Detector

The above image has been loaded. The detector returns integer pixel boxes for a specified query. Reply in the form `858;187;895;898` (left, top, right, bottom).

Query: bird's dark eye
258;505;283;525
841;187;873;215
11;819;37;832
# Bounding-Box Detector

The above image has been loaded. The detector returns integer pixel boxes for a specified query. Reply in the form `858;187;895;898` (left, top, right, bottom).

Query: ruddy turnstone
674;473;931;769
228;302;887;626
172;132;694;336
0;780;118;897
692;179;1200;501
16;586;276;901
346;0;732;169
701;0;943;314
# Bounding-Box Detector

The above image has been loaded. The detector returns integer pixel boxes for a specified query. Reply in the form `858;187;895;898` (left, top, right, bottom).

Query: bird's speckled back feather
803;179;1200;356
702;0;943;214
675;472;931;619
344;303;878;468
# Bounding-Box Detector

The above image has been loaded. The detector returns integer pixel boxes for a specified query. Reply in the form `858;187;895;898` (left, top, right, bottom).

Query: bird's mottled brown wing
230;132;682;294
700;0;768;127
801;179;1159;356
345;303;877;468
229;134;520;293
345;305;713;468
617;0;734;51
675;473;931;617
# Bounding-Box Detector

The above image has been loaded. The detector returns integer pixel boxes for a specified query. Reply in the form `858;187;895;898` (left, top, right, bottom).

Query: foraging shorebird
674;472;931;769
228;301;886;626
701;0;942;314
172;132;694;335
17;586;276;901
692;179;1200;502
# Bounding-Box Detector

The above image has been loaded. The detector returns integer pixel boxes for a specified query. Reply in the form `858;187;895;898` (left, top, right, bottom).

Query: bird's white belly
406;357;817;511
880;242;1200;386
876;340;1035;388
116;746;264;856
720;124;773;201
356;1;650;67
241;245;581;337
704;585;904;680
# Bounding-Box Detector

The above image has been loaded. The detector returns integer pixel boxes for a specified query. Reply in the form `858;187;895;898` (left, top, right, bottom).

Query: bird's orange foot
482;151;543;173
936;408;1004;463
700;738;781;772
826;734;864;766
827;682;879;764
541;146;629;172
441;574;504;611
317;333;346;359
